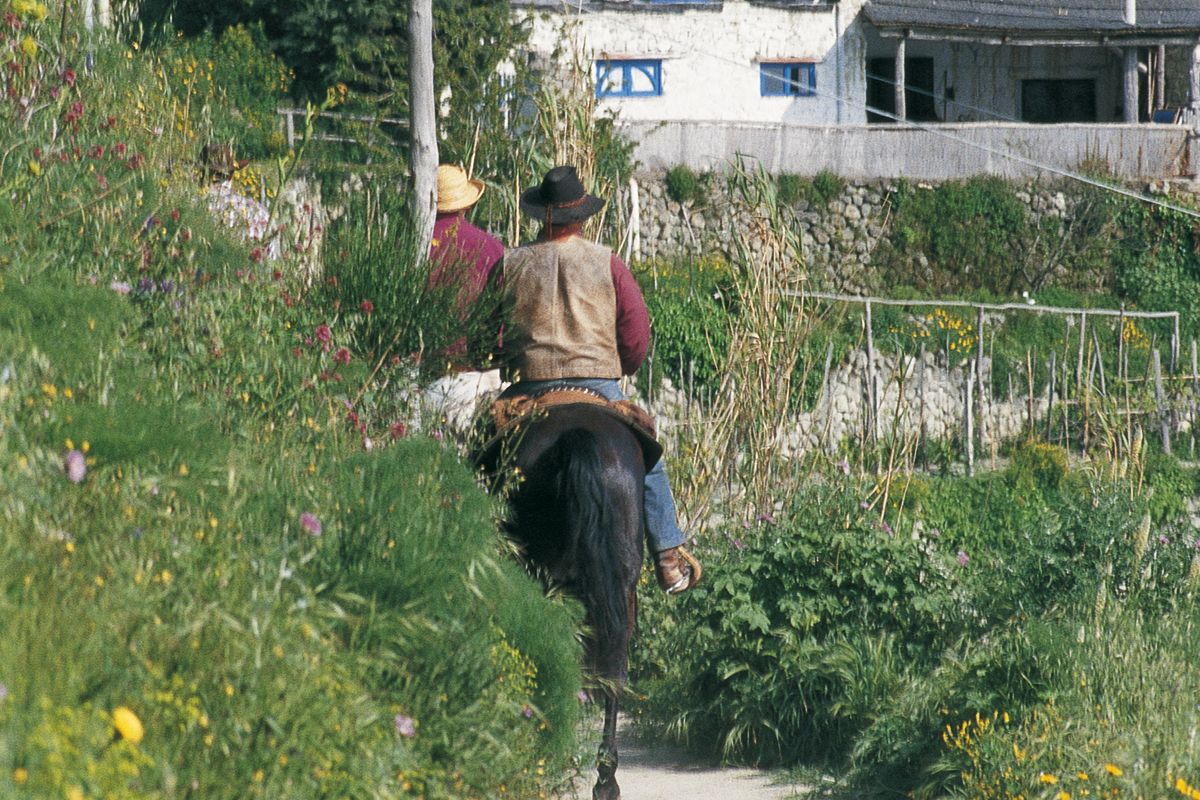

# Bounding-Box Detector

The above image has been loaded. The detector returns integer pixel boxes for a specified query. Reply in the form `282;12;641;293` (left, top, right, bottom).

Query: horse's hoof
593;777;620;800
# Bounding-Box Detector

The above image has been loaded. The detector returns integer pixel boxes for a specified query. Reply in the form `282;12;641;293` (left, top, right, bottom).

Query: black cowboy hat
519;165;606;224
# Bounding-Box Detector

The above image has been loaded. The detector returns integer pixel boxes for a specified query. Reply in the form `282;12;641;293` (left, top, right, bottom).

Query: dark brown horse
502;405;646;800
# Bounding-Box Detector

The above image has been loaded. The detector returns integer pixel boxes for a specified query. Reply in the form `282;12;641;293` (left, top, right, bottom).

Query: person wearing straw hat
430;163;504;294
422;164;506;432
490;165;700;595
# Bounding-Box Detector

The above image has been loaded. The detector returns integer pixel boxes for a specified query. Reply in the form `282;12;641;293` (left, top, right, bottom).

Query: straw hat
519;165;605;224
437;164;485;213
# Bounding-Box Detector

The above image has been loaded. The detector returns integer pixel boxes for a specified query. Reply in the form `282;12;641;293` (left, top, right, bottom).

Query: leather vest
501;236;621;381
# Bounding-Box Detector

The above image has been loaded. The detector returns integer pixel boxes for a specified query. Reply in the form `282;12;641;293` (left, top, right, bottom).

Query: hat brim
437;178;485;213
519;189;606;223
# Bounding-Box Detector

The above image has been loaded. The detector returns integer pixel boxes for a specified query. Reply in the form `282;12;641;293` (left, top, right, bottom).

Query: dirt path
572;727;809;800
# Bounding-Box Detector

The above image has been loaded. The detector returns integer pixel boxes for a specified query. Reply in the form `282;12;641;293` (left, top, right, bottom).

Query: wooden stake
1154;347;1171;454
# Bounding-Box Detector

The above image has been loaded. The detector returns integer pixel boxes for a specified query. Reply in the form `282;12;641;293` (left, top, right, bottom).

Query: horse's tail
552;429;627;650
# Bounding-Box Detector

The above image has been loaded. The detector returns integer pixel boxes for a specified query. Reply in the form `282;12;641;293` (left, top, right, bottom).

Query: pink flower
299;512;322;536
389;421;408;440
360;300;374;315
394;714;416;738
332;347;351;365
109;280;131;294
64;450;86;483
956;550;970;566
521;705;534;719
837;458;850;475
314;324;332;348
756;511;775;525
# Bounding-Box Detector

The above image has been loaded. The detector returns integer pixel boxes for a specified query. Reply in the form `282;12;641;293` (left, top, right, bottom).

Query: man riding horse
485;165;701;595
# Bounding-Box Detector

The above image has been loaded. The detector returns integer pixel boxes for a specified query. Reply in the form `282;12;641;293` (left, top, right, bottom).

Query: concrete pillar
895;36;907;122
1155;44;1166;110
1124;47;1140;123
1191;43;1200;117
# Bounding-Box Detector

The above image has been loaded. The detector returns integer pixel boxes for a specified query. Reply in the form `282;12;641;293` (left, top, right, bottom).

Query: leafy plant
665;165;705;205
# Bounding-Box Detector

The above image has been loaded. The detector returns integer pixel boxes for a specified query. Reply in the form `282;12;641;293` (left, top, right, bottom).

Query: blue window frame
760;62;816;97
596;59;663;98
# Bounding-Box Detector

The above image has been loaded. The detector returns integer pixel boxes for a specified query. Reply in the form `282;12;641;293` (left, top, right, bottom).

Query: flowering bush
0;5;586;797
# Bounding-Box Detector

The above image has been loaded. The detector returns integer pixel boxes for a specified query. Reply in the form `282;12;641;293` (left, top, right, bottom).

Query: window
596;59;663;98
760;62;816;97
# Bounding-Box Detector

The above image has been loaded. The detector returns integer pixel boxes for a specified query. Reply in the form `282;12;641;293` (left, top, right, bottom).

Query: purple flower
732;537;745;551
1158;534;1170;545
880;520;894;536
299;512;322;536
0;683;7;702
837;458;850;475
577;690;590;704
137;277;154;292
109;280;131;294
159;279;175;294
756;511;776;525
522;705;534;719
394;714;416;738
429;430;444;442
860;501;870;510
956;550;970;567
64;449;86;483
1193;538;1200;550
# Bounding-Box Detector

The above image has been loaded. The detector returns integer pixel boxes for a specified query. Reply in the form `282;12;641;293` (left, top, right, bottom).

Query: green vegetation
0;7;585;798
632;450;1200;797
665;165;706;205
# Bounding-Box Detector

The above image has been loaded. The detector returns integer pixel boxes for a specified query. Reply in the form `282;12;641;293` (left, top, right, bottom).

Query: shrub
1007;439;1069;493
776;173;808;206
636;256;734;393
810;169;845;206
664;165;704;205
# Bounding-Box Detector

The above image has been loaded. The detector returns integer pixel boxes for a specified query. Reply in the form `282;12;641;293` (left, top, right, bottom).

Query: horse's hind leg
593;685;620;800
593;587;636;800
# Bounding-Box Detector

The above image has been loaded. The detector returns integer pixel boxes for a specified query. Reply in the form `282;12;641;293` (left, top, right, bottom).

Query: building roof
863;0;1200;34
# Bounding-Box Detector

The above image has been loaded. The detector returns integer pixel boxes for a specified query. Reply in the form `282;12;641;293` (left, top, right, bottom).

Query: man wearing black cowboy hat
490;165;700;594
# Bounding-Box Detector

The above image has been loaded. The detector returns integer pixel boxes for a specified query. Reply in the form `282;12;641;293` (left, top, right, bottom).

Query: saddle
474;387;663;473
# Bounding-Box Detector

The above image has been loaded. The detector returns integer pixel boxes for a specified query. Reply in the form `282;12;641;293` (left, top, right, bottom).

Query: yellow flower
20;36;37;58
1104;763;1122;777
1077;771;1089;780
112;706;145;744
1056;793;1070;800
67;787;84;800
28;160;41;176
1040;773;1059;784
13;768;28;784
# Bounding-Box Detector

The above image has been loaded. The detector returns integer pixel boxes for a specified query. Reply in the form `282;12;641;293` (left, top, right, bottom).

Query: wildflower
836;458;850;475
577;690;590;703
20;36;36;58
13;768;27;784
756;511;776;524
956;550;970;566
300;512;322;536
1039;773;1058;784
880;520;894;536
363;437;374;451
64;449;86;483
389;421;408;440
333;347;351;365
522;705;534;719
360;299;374;314
1158;534;1170;545
0;683;7;701
110;280;131;294
1104;763;1123;777
732;537;745;551
394;714;416;738
28;160;40;176
112;706;145;744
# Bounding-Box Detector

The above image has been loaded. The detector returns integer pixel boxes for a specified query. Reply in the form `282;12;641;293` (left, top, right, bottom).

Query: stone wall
629;170;1089;294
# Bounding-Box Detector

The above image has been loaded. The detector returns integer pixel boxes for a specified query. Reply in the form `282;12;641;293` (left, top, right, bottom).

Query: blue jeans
499;378;687;553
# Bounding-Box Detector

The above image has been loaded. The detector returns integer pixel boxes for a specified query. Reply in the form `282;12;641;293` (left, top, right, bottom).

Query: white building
516;0;870;124
514;0;1200;179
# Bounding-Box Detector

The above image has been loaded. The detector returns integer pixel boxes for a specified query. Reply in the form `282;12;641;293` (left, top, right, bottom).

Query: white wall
520;0;869;124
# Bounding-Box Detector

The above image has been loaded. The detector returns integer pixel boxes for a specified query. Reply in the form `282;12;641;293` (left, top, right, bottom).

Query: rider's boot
654;545;702;595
